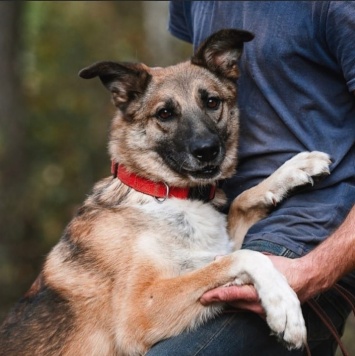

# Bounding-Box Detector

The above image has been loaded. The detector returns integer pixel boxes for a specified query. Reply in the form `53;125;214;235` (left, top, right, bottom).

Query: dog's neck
111;162;216;202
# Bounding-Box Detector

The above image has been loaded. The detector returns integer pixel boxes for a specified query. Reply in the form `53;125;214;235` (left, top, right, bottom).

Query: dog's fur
0;29;331;355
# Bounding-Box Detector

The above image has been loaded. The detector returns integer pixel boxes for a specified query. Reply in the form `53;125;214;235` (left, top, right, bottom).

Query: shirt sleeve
326;2;355;92
168;0;193;43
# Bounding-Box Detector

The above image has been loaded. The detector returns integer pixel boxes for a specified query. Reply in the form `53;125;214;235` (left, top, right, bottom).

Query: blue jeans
147;241;354;356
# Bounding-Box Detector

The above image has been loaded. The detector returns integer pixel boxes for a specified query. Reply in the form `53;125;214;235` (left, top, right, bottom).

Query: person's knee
147;312;302;356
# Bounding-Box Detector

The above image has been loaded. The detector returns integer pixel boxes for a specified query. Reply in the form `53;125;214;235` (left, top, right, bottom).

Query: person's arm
271;204;355;302
201;204;355;309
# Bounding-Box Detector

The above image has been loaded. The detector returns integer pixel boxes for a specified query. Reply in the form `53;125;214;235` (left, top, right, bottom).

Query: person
147;1;355;355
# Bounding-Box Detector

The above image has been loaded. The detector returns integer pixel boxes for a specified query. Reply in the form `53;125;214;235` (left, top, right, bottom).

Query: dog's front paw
265;151;331;206
260;282;307;349
230;251;307;349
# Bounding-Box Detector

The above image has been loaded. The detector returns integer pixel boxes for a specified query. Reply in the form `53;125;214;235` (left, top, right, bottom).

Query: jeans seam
242;240;300;258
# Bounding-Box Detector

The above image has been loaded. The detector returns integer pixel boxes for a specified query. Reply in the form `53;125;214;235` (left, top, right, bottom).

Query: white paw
229;250;307;349
265;151;331;205
259;280;307;349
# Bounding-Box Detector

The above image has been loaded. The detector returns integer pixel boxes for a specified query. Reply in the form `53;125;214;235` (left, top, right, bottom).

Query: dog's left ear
78;61;151;109
191;29;254;80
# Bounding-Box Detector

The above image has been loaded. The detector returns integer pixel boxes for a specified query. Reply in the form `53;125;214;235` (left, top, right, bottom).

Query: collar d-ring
155;182;170;203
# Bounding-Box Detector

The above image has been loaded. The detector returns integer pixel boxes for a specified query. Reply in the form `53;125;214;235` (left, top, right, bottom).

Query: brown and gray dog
0;29;331;355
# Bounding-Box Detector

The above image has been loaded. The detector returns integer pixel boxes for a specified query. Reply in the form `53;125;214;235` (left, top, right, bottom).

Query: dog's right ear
79;61;151;109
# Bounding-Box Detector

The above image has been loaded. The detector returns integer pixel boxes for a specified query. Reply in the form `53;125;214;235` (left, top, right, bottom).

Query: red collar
111;162;216;202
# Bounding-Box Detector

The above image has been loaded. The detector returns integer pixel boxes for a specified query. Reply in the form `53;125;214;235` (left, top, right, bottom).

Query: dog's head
79;29;253;187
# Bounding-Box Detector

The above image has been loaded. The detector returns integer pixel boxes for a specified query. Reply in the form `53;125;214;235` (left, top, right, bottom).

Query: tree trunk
0;2;26;222
0;2;27;319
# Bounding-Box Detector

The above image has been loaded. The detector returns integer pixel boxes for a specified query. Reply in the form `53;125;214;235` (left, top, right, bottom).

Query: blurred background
0;1;353;354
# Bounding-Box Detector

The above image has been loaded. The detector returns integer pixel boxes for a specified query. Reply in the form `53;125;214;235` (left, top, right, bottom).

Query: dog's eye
157;108;173;120
206;97;221;110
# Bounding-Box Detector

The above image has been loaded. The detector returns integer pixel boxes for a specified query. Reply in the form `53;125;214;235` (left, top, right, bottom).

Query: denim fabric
147;241;354;356
147;312;303;356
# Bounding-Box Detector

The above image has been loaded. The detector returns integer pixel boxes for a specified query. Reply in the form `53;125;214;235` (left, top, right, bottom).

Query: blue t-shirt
169;1;355;256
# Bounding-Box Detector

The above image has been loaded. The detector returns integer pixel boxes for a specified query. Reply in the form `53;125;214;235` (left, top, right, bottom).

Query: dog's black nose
190;138;220;162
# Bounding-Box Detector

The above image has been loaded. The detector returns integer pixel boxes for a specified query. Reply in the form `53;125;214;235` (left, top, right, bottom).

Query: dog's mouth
159;150;223;182
183;165;220;179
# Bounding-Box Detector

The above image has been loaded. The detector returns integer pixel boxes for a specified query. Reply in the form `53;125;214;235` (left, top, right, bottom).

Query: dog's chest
137;199;232;271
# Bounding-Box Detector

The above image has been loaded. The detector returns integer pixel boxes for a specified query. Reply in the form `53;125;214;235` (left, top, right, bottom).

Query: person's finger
200;284;259;305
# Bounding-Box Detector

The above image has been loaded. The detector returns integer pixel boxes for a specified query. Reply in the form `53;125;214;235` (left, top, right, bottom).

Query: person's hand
200;284;265;315
200;254;314;314
267;254;319;303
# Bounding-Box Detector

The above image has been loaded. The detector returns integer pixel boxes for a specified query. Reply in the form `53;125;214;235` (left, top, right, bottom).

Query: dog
0;29;331;355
